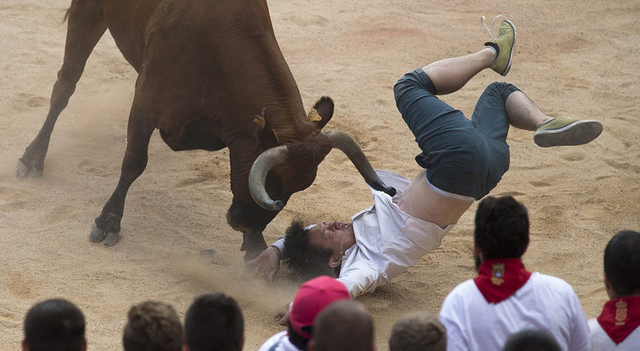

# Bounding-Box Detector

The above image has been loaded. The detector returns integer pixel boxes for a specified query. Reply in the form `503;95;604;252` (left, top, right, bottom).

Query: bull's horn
249;145;288;211
325;130;396;197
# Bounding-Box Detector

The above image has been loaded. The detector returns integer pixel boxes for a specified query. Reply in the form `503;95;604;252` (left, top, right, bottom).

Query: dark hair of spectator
474;196;529;260
282;220;338;280
184;293;244;351
23;298;86;351
604;230;640;296
122;301;183;351
502;329;562;351
388;311;446;351
313;300;374;351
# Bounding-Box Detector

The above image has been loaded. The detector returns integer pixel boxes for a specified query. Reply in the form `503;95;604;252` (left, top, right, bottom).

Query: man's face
307;221;351;253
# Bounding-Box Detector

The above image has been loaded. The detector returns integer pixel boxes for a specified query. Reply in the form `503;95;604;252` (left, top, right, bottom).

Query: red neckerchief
473;258;532;304
597;296;640;345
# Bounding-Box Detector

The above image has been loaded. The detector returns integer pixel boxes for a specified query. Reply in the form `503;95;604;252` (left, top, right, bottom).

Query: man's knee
394;70;436;99
484;82;520;101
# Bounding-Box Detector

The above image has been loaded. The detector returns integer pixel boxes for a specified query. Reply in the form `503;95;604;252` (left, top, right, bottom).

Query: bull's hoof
16;160;42;179
89;224;107;243
89;224;121;246
104;232;120;246
199;249;219;265
242;247;265;263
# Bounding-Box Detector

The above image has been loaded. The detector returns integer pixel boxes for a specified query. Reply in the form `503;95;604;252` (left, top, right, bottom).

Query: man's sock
485;43;499;60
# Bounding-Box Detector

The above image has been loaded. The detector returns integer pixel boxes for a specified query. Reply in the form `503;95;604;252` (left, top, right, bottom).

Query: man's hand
275;305;291;326
246;246;281;281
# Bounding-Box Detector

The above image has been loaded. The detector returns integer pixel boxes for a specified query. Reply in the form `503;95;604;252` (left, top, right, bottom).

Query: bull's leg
89;92;155;246
226;140;275;261
241;231;269;262
17;0;107;178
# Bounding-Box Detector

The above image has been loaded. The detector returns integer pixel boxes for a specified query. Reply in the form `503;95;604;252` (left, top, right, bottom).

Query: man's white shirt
588;318;640;350
271;170;453;298
257;331;302;351
439;272;591;351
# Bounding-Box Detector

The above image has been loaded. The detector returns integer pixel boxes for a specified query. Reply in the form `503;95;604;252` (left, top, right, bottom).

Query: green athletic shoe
482;15;516;76
534;118;603;147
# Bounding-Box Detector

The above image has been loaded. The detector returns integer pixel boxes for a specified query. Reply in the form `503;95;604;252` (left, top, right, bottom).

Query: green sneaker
534;118;603;147
482;16;516;76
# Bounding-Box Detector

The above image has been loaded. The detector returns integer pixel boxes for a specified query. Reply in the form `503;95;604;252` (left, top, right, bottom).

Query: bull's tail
63;0;86;22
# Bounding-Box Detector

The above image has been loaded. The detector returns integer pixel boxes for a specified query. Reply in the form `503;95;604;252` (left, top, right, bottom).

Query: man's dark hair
23;298;86;351
184;293;244;351
313;300;374;351
474;196;529;260
282;220;337;280
502;329;561;351
389;311;446;351
604;230;640;296
123;301;182;351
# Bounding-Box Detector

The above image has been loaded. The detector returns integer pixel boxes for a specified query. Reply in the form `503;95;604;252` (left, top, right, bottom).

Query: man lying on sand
247;16;603;298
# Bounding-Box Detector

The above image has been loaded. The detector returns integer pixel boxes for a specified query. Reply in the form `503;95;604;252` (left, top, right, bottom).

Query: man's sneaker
482;15;516;76
534;118;603;147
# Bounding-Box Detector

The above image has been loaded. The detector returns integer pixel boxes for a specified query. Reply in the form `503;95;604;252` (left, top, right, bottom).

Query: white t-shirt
271;170;453;298
589;318;640;350
439;272;591;351
257;331;302;351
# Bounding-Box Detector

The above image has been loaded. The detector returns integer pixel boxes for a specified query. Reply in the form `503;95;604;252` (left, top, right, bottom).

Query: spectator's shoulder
532;272;574;289
443;278;477;301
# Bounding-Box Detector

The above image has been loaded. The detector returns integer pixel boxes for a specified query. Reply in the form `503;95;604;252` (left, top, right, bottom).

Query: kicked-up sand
1;0;639;349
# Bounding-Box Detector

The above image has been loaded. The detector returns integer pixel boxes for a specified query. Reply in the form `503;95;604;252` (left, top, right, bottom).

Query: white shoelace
481;14;514;42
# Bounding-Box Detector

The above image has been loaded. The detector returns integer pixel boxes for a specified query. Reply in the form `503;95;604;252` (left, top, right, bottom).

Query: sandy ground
1;0;639;349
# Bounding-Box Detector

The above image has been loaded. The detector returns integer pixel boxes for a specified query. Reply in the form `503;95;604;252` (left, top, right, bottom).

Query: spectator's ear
308;339;315;351
21;339;28;351
604;274;615;298
240;335;245;350
329;256;341;268
81;339;87;351
473;243;483;259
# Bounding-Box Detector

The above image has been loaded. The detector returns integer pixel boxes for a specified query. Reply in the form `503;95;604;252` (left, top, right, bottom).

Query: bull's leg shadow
17;1;107;178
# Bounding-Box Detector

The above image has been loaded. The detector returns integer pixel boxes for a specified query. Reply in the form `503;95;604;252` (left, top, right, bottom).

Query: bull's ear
253;108;280;150
310;96;334;129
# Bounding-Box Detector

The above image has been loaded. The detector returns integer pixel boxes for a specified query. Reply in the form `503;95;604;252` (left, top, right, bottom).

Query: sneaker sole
501;20;516;76
534;120;603;147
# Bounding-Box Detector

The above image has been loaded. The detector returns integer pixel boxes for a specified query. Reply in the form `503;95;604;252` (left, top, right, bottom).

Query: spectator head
287;276;350;349
502;329;562;351
309;300;374;351
603;230;640;298
184;293;244;351
474;196;529;267
282;221;340;280
22;298;86;351
122;300;182;351
388;311;446;351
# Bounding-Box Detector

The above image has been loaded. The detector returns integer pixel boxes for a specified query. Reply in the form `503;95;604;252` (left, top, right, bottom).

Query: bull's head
249;97;396;211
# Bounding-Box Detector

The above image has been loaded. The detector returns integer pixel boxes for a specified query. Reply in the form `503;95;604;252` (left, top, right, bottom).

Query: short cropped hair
282;220;337;280
502;329;562;351
474;196;529;260
389;311;446;351
23;298;86;351
123;301;182;351
604;230;640;296
184;293;244;351
313;300;374;351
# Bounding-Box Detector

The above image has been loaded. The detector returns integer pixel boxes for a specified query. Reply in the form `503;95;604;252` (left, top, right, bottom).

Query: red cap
289;276;350;339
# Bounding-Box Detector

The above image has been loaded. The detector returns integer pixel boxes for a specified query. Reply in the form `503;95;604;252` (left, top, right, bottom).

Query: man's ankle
484;43;499;60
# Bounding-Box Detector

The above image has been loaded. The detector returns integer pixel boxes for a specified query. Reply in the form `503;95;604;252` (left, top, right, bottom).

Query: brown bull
17;0;394;260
